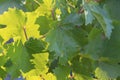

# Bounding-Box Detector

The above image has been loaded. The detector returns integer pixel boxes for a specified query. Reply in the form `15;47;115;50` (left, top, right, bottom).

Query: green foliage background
0;0;120;80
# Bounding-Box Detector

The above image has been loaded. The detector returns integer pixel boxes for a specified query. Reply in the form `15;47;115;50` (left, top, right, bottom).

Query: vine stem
23;26;28;40
78;7;84;14
51;8;56;20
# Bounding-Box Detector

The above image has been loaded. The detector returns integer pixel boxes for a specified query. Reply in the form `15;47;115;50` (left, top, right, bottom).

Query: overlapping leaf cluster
0;0;120;80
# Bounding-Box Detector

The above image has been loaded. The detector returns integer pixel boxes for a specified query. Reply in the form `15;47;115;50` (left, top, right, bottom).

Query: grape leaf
0;36;4;44
0;56;7;66
23;53;51;79
25;12;40;39
24;0;43;11
0;8;40;43
25;76;41;80
91;6;114;39
25;73;56;80
83;1;95;25
63;13;84;26
71;56;94;80
69;26;88;47
105;0;120;21
0;68;6;78
55;0;69;18
35;16;51;35
53;65;71;80
35;0;54;16
85;23;120;79
0;36;5;54
42;73;56;80
95;62;120;80
25;38;47;54
83;1;114;39
31;52;49;74
6;40;33;78
46;27;79;65
85;27;104;60
102;23;120;62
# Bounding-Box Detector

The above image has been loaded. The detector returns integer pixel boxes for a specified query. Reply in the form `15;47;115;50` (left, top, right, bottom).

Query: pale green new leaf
43;73;56;80
0;8;26;42
35;0;54;16
24;53;52;79
31;52;49;74
25;73;56;80
25;12;40;40
0;8;40;43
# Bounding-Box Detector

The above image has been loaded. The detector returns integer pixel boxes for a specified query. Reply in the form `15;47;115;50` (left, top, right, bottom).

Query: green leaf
71;56;94;80
35;16;51;35
23;52;49;78
85;27;104;60
83;2;95;25
24;0;43;11
46;27;79;65
55;0;69;18
0;67;6;78
83;1;114;39
102;23;120;62
0;36;4;43
105;0;120;21
70;26;88;47
0;36;4;54
0;56;7;66
6;40;33;78
25;38;47;54
91;4;114;39
53;65;71;80
63;13;83;26
95;62;120;80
